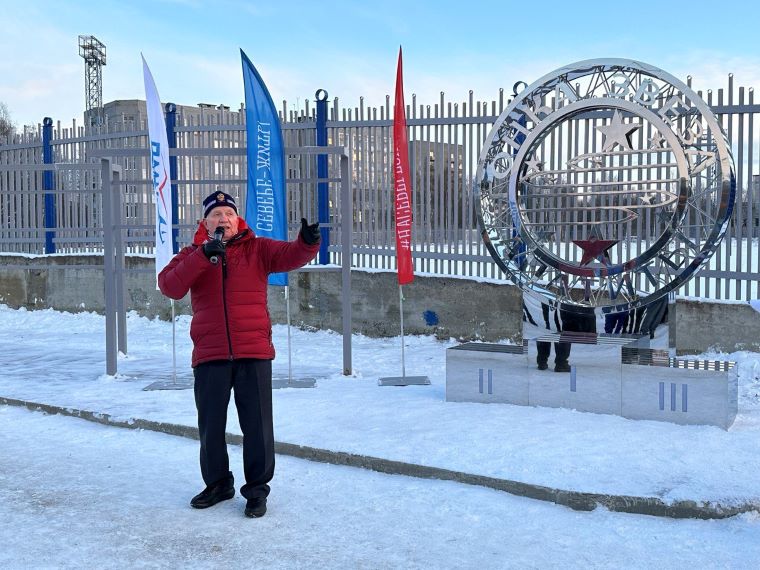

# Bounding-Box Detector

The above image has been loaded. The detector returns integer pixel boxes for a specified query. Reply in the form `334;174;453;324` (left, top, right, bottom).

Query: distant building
101;99;240;131
97;100;466;238
100;99;244;227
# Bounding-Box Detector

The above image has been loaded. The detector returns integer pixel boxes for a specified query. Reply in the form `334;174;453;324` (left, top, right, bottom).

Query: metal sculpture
475;59;735;315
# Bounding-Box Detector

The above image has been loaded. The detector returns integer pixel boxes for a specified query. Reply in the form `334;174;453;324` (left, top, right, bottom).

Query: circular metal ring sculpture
475;59;736;314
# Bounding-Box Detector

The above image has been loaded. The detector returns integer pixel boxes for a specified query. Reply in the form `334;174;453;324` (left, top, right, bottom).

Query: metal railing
0;148;353;377
1;75;758;300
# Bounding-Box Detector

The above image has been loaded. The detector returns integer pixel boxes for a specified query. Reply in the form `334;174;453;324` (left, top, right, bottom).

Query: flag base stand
143;300;193;391
378;286;429;387
142;375;315;390
378;375;430;386
272;375;316;389
274;287;317;389
142;375;194;391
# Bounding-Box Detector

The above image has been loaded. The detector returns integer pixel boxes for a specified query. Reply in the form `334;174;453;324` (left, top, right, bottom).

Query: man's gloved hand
202;238;226;261
300;218;321;245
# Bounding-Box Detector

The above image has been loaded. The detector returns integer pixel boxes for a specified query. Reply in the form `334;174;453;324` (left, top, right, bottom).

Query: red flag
393;47;414;285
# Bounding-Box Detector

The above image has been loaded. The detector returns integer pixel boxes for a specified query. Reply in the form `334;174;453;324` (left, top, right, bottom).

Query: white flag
142;55;173;289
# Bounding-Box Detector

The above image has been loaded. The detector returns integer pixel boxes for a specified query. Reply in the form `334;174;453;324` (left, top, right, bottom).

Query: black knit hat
203;191;238;218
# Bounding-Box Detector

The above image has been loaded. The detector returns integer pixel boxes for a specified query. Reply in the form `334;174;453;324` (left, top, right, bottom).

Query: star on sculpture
639;192;655;205
648;133;666;150
524;156;544;173
597;110;641;152
534;228;555;243
573;234;618;266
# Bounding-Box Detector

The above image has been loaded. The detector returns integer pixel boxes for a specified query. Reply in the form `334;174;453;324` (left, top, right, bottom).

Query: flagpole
241;50;313;390
399;285;406;379
286;286;292;384
141;56;191;392
171;299;177;383
377;46;429;387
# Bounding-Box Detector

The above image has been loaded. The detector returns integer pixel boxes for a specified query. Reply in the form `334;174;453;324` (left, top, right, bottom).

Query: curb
3;395;757;520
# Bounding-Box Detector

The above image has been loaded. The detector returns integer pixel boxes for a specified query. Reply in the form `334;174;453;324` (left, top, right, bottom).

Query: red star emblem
573;236;618;266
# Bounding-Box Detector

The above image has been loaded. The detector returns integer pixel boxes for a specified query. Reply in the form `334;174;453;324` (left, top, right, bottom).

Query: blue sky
3;0;760;128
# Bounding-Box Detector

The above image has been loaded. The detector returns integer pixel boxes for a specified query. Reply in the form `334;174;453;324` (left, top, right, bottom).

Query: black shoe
554;362;571;373
537;361;548;371
190;480;235;509
245;497;267;518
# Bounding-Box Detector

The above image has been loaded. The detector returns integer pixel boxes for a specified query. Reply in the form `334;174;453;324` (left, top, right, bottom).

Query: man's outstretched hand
300;218;321;245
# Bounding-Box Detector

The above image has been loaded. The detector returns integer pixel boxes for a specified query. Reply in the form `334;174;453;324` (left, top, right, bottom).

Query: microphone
209;226;225;265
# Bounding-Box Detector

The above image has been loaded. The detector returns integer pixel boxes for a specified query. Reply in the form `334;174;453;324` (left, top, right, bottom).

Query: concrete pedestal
445;340;737;429
527;342;622;416
445;343;528;404
620;350;738;428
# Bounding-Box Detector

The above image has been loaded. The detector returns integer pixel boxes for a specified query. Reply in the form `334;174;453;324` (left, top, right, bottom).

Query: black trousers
193;359;274;500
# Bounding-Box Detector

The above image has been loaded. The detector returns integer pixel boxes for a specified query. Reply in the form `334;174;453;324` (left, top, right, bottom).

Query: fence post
165;103;179;254
102;158;117;375
42;117;56;253
316;90;329;264
112;165;127;355
340;151;352;375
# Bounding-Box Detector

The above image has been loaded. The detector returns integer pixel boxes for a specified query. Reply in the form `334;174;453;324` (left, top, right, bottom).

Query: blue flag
241;49;288;286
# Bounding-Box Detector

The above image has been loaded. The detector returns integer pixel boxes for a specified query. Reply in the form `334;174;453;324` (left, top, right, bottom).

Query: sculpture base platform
445;341;737;429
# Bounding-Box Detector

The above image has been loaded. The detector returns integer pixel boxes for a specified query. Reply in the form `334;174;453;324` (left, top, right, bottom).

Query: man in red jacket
158;191;320;518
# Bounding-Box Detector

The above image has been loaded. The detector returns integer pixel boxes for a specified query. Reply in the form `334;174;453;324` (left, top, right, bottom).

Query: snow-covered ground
2;405;759;569
1;304;759;567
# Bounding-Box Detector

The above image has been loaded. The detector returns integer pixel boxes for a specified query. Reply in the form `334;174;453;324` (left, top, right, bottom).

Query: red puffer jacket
158;217;319;367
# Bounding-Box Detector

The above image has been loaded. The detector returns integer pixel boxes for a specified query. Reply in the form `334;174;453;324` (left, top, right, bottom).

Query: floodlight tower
78;35;107;127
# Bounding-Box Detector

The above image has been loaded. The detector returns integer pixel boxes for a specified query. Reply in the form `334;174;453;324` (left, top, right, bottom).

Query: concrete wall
671;298;760;354
0;255;523;343
2;255;758;352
